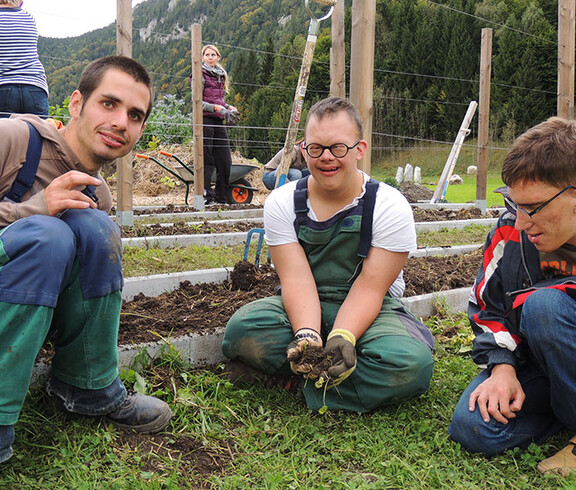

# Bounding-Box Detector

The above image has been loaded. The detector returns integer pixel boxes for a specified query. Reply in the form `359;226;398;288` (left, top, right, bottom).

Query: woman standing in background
194;44;238;204
0;0;49;118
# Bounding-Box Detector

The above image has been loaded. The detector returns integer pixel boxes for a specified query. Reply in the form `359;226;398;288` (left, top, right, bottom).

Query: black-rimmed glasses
302;140;360;158
504;185;576;218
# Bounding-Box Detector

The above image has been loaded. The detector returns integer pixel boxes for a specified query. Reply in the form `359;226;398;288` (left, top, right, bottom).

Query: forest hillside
38;0;558;164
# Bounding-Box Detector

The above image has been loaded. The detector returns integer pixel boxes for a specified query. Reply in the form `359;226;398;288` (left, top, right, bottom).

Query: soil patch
121;220;263;238
412;206;500;222
287;344;333;381
118;250;482;345
115;431;232;483
129;202;264;215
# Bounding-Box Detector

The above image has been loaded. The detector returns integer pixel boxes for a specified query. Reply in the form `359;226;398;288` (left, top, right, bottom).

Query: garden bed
118;250;482;345
119;207;499;238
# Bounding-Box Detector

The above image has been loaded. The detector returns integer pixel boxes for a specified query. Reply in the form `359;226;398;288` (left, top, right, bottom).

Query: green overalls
223;178;434;412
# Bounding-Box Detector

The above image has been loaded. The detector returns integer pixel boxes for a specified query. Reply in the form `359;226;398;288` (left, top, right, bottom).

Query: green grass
371;142;507;208
2;311;572;488
122;243;250;277
371;140;508;178
422;174;505;208
416;224;491;248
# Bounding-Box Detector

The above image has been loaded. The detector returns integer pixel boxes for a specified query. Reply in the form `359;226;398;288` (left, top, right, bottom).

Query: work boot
537;435;576;477
222;360;300;393
47;376;172;434
105;391;172;434
0;425;14;464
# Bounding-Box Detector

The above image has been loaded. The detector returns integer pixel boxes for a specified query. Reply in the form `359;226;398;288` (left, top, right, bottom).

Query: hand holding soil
286;343;333;381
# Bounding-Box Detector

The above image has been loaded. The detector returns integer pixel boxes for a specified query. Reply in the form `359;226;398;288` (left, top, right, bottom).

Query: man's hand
325;329;357;388
44;171;100;216
468;364;525;424
286;328;323;377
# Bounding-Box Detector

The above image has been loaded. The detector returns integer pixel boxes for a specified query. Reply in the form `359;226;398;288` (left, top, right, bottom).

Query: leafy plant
48;96;70;124
138;95;193;149
159;175;175;189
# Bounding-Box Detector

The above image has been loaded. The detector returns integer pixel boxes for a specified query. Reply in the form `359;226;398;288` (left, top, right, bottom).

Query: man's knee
0;217;77;305
521;288;576;343
223;298;292;371
1;215;75;268
449;407;488;453
523;288;570;316
449;401;507;456
60;209;120;248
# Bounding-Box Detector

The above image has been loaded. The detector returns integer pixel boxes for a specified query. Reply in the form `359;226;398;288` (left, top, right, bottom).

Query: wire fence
28;1;558;161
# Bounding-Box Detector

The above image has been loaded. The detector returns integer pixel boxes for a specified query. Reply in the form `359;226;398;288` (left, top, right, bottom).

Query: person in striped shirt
0;0;49;118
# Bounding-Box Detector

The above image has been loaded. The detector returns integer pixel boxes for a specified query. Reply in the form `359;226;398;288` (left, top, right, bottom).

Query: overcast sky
22;0;147;38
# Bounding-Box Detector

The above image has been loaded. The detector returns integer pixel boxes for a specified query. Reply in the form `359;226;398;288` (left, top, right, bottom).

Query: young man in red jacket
450;117;576;476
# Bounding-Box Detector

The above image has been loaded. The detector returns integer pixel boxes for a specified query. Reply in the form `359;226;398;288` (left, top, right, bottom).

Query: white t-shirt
263;171;416;297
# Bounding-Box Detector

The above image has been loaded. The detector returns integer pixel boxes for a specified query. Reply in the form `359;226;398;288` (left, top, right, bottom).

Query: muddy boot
537;435;576;477
46;376;172;434
222;360;300;393
105;391;172;434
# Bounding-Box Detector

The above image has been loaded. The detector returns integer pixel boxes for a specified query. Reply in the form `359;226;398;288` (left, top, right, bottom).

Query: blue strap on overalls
2;122;43;203
293;176;379;258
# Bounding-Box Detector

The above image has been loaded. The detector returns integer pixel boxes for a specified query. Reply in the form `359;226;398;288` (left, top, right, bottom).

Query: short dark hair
502;117;576;188
78;56;154;120
305;96;363;139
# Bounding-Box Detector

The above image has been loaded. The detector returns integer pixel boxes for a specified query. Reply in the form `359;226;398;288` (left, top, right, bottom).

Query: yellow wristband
327;328;356;346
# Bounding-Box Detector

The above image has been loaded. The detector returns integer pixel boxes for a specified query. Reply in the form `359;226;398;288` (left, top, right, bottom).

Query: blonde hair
202;44;229;93
0;0;23;6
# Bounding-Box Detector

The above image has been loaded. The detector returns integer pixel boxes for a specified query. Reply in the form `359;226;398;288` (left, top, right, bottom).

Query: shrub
138;95;193;149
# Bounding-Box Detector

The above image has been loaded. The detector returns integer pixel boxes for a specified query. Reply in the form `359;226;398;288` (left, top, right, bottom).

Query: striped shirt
0;7;48;94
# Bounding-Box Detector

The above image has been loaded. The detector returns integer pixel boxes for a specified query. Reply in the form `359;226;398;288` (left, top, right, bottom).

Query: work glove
286;328;323;377
220;107;240;126
325;329;357;388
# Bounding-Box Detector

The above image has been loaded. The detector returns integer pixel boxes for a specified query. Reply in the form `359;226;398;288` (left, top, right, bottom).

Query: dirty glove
286;328;323;377
325;329;357;388
220;107;240;126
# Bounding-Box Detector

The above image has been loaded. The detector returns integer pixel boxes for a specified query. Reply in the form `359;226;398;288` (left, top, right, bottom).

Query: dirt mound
399;181;435;203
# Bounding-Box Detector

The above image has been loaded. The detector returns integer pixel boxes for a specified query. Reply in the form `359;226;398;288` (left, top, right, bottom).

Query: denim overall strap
292;176;378;259
2;122;42;203
292;176;310;235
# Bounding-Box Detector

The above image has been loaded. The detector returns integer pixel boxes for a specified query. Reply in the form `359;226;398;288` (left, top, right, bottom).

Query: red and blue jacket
469;210;576;371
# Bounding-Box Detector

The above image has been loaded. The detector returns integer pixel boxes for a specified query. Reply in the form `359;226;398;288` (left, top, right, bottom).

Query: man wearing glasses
222;96;434;413
450;117;576;476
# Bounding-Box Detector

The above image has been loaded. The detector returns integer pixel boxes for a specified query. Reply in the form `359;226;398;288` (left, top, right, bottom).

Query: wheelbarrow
135;152;259;205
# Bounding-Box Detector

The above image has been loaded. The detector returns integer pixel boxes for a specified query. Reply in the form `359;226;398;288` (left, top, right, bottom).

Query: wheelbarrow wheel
227;178;253;204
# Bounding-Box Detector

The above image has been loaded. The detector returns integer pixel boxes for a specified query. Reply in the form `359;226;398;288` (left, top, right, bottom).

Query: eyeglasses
302;140;360;158
503;185;576;218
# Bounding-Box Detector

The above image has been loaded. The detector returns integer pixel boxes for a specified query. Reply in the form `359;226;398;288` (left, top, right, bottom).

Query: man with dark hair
0;56;171;464
450;117;576;476
77;55;154;119
223;96;434;413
